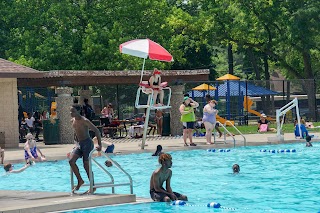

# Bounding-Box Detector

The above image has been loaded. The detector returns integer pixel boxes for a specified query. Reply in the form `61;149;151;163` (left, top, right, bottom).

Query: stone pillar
56;87;74;144
0;78;19;148
170;85;185;136
78;89;93;106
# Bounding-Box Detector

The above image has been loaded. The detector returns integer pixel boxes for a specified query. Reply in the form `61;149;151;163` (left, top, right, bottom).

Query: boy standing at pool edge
150;153;188;202
69;106;102;194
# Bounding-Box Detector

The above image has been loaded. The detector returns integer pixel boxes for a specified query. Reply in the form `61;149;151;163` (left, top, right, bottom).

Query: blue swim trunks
73;138;94;161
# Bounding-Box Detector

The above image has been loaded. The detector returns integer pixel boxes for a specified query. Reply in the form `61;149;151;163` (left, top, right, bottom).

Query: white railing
224;120;246;147
214;121;236;148
276;98;301;139
70;149;133;194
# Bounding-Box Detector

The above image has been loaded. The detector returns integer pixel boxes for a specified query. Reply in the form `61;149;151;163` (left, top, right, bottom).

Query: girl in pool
24;133;46;164
4;163;30;173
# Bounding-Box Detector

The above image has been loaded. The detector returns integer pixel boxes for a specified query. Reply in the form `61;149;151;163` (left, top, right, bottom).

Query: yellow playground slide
243;96;275;121
216;115;235;126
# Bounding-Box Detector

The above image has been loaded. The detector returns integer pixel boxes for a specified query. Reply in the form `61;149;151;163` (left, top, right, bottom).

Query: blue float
207;202;221;208
208;149;231;152
261;149;297;153
172;200;186;206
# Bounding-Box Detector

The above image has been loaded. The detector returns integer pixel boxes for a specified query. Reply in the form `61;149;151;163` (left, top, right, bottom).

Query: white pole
276;109;281;138
140;58;146;83
141;92;152;149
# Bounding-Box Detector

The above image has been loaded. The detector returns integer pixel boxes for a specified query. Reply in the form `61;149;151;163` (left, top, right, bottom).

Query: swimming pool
1;143;319;213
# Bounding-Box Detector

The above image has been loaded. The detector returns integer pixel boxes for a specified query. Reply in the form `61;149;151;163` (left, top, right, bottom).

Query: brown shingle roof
0;58;44;78
18;69;210;87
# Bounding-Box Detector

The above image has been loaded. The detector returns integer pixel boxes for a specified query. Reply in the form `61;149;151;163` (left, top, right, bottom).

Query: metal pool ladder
214;121;246;148
70;149;133;194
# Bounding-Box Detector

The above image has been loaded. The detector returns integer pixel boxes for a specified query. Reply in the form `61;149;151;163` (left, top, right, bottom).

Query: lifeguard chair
135;78;172;149
135;81;171;110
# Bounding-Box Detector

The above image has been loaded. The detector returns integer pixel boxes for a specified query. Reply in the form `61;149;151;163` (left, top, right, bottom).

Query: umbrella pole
140;58;146;83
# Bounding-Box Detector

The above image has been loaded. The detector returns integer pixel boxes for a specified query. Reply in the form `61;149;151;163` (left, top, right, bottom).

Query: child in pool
305;135;312;147
232;164;240;174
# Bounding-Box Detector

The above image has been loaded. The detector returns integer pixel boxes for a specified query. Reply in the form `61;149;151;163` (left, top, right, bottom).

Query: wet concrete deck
0;190;136;213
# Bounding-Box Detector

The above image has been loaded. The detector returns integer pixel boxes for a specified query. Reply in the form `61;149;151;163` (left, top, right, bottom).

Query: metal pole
116;85;120;119
141;93;152;149
139;58;146;83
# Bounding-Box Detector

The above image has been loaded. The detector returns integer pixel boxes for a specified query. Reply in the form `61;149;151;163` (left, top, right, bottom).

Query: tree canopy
0;0;318;79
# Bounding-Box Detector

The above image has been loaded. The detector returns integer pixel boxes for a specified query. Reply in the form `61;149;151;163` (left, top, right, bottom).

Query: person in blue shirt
294;119;309;138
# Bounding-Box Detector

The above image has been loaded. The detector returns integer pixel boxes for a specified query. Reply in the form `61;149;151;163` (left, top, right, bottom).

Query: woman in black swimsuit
149;68;164;105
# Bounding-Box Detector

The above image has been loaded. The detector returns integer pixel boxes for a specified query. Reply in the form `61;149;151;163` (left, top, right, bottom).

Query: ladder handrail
224;120;246;147
70;149;133;195
215;121;236;148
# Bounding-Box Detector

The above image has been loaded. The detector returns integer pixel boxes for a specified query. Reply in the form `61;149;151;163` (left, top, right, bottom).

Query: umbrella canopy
216;74;240;81
192;83;216;91
119;39;173;62
119;39;173;83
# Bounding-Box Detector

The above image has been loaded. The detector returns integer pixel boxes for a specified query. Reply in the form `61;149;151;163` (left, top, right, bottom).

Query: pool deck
1;132;317;213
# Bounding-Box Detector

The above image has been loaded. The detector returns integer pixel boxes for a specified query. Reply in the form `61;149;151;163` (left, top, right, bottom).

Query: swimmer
4;163;30;173
232;164;240;174
150;153;188;202
306;135;313;147
152;145;163;156
105;160;113;167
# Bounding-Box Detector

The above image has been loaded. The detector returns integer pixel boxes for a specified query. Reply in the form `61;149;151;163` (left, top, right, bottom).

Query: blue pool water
1;143;319;213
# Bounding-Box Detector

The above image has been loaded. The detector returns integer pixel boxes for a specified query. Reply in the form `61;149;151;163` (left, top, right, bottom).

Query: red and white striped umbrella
119;39;173;62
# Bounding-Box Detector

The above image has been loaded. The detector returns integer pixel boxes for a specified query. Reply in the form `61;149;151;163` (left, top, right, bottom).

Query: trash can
162;113;171;136
43;119;60;145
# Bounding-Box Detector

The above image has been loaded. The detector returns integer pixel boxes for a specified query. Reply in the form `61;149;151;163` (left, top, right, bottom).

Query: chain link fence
18;79;319;125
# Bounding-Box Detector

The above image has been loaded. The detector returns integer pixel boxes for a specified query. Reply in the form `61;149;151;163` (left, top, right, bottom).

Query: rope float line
206;148;320;153
171;201;296;212
171;200;236;210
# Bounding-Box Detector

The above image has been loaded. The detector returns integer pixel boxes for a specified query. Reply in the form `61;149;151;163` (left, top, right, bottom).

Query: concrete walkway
3;132;311;164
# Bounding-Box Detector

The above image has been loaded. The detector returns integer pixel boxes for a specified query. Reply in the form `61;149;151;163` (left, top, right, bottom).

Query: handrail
224;120;246;147
214;121;236;148
70;149;133;194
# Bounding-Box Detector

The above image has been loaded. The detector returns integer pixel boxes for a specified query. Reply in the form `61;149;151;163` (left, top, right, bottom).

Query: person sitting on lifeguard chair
148;68;167;106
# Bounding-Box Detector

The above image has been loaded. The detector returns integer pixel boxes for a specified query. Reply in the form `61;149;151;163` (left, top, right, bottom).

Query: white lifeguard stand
135;81;172;149
272;98;301;142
